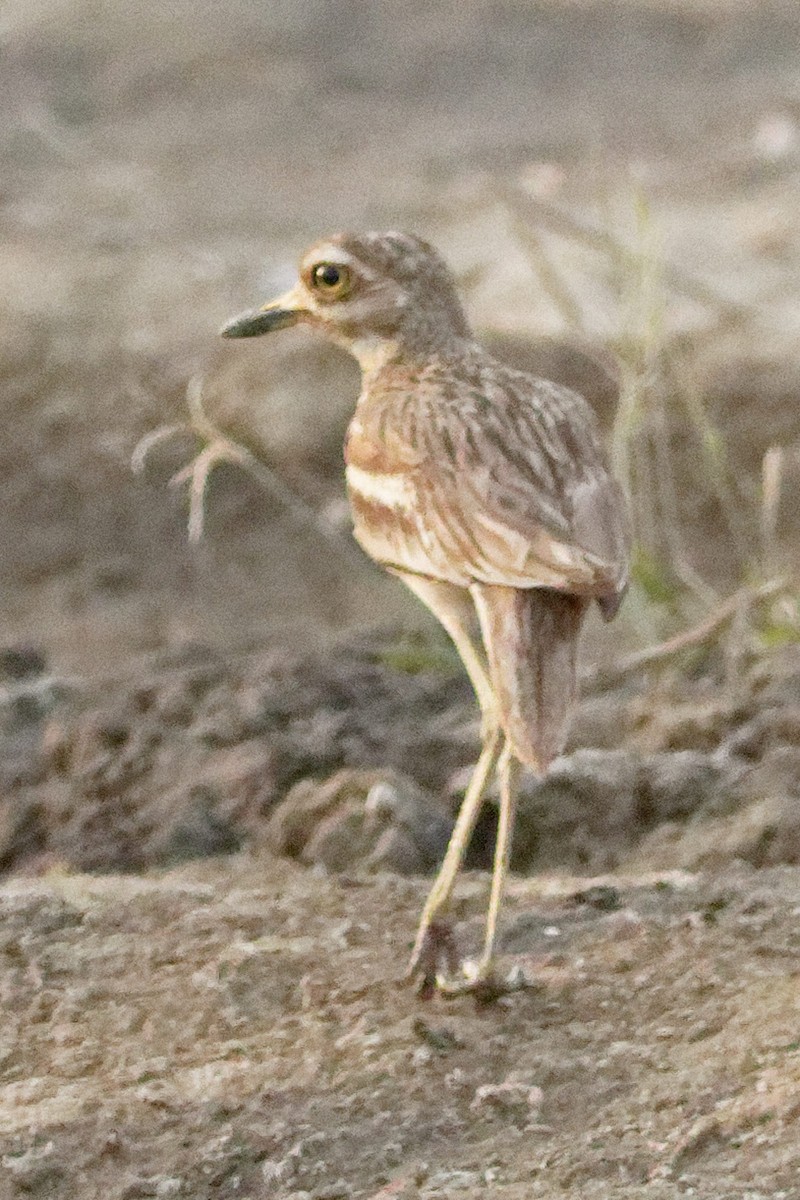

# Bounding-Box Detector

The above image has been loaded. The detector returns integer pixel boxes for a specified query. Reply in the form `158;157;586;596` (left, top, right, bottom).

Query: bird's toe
406;918;461;999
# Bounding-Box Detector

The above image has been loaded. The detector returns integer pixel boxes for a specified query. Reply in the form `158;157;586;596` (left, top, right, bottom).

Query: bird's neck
349;335;403;375
349;329;473;379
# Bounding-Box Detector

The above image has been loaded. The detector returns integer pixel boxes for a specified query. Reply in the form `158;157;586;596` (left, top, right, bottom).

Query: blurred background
6;10;800;1180
3;0;800;678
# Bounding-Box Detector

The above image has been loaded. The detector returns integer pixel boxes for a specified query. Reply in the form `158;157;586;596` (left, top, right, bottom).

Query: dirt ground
4;0;800;1196
2;857;800;1200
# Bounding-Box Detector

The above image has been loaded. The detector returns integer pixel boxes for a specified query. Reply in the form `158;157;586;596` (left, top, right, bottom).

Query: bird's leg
391;572;499;737
436;615;498;740
407;725;503;989
474;742;519;979
390;574;516;993
434;743;527;1000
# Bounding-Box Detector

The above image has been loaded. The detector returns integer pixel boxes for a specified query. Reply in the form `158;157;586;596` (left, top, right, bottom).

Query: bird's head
220;231;470;369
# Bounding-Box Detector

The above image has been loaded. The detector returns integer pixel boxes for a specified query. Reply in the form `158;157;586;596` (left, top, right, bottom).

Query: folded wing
346;364;630;611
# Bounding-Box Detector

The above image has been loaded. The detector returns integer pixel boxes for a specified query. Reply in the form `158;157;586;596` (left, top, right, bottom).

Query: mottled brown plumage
222;231;630;995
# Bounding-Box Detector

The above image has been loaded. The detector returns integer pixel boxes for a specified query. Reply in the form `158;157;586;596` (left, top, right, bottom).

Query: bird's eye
310;262;351;298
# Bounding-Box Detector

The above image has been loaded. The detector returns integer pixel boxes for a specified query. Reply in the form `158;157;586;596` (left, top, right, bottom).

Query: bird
220;231;631;997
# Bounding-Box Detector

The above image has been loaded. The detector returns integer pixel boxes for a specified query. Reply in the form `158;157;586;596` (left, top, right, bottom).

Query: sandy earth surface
1;859;800;1200
2;630;800;1200
4;1;800;1197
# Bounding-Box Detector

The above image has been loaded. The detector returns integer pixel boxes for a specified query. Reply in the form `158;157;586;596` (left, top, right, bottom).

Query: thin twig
132;376;366;565
131;424;186;475
760;445;784;578
723;589;751;690
663;349;753;570
503;206;586;330
494;181;752;324
582;577;787;692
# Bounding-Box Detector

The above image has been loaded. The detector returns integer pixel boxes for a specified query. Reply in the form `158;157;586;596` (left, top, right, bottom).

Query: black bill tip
219;307;298;338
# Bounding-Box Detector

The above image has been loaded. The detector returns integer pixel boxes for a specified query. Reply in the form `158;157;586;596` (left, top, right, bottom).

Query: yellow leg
392;572;497;729
473;743;520;979
407;725;503;978
392;573;520;993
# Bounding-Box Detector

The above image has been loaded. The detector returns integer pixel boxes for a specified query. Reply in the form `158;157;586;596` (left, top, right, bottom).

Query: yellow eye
310;262;351;298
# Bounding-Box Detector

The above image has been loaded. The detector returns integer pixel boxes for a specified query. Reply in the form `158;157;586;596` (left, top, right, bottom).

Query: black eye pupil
316;264;340;287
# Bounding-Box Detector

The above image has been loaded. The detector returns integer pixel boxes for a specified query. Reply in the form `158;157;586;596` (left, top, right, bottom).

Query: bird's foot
407;920;536;1003
407;919;461;1000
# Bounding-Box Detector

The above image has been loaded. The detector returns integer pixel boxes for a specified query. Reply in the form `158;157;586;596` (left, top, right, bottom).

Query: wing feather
345;357;631;605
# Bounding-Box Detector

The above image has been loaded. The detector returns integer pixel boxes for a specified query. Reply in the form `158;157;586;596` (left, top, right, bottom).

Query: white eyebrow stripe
303;243;357;267
346;464;417;511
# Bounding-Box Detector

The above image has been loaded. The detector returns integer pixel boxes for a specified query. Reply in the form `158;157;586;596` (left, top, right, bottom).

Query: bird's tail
472;584;588;773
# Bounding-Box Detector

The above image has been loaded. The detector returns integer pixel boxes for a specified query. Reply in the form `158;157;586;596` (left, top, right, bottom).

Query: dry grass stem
502;204;586;329
583;577;787;691
760;445;784;577
496;180;751;323
664;350;752;567
502;179;762;619
132;377;363;561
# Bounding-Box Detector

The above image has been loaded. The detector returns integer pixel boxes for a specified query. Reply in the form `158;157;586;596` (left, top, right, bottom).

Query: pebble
470;1079;544;1119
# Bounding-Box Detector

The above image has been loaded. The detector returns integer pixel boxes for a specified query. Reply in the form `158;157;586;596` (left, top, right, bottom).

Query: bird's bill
219;288;303;338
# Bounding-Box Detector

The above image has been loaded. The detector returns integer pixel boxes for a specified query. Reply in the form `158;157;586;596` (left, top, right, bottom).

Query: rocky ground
2;632;800;1198
4;0;800;1196
3;855;800;1198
